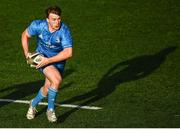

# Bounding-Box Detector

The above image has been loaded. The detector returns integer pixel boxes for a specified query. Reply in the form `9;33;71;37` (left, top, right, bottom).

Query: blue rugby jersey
27;19;73;67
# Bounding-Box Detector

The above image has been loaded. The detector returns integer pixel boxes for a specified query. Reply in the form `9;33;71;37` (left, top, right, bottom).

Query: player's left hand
36;56;50;69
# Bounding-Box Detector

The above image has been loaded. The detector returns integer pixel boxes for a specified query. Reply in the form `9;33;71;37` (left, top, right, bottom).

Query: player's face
47;13;61;32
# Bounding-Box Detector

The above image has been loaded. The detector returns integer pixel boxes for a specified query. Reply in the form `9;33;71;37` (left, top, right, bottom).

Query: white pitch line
0;99;102;110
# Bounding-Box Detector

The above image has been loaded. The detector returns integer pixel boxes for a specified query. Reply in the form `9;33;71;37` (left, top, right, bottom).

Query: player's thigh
43;65;62;86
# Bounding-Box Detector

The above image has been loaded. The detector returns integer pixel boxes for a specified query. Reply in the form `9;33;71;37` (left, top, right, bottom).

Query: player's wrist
25;52;31;59
46;58;51;64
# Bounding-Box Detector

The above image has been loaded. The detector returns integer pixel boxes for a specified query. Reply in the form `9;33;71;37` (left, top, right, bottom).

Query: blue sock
32;88;46;107
48;87;57;110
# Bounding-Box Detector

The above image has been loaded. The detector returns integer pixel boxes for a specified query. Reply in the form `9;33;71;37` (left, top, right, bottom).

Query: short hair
45;6;62;18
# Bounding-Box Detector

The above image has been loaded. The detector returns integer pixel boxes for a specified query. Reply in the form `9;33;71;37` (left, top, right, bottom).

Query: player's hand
26;52;31;59
26;52;32;64
36;57;50;69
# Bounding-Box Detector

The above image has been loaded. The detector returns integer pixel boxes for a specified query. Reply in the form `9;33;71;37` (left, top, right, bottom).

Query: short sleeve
27;20;41;37
61;26;73;49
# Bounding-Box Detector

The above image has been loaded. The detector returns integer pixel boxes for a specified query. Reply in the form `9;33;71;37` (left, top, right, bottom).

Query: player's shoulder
30;19;47;27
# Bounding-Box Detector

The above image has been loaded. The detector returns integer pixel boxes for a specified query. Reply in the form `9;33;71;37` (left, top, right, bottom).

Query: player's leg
26;78;50;120
42;77;51;96
43;65;62;90
31;78;50;107
43;65;62;122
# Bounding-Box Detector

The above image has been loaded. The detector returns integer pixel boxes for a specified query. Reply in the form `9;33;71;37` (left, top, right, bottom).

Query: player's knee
51;76;62;87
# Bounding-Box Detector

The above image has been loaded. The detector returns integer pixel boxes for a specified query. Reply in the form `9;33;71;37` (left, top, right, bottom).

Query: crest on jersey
56;38;61;43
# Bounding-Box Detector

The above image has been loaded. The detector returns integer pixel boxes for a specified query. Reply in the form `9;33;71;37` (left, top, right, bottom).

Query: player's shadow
0;69;74;109
58;46;177;123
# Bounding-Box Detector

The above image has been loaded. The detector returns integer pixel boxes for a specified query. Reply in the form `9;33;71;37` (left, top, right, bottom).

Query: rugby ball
27;52;44;67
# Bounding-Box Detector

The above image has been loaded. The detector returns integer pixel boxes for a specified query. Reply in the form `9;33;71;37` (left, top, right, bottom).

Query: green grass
0;0;180;127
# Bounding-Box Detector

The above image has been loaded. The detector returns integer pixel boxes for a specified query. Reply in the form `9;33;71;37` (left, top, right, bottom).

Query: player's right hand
26;52;31;59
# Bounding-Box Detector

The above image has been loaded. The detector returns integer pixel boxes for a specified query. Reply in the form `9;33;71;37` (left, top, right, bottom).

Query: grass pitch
0;0;179;127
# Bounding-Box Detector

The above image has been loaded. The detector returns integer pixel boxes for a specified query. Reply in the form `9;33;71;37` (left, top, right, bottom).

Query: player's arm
49;47;73;63
21;29;31;58
36;47;73;69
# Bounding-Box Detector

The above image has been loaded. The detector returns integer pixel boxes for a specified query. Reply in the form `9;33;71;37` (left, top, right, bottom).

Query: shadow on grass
58;46;177;123
0;69;74;109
